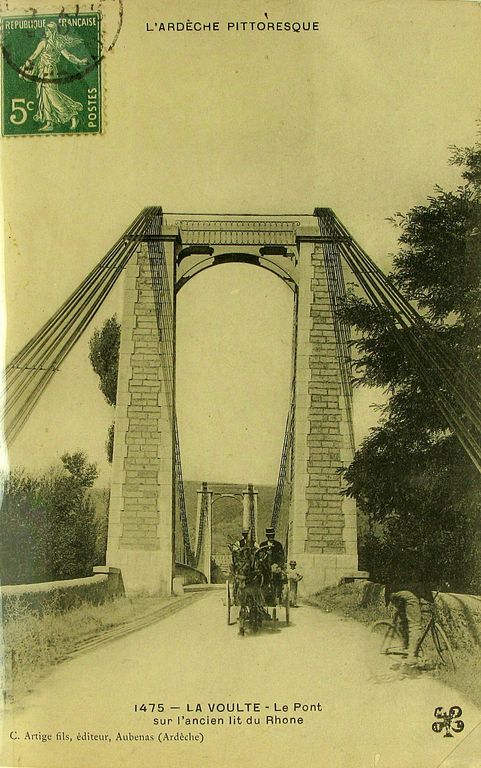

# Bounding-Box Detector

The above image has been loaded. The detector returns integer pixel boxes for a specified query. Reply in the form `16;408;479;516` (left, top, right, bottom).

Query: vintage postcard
1;1;481;767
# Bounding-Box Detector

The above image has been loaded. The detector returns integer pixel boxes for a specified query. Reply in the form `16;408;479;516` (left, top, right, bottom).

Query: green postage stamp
1;11;101;136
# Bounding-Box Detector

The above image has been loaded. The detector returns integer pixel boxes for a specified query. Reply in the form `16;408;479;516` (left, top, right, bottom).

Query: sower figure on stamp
287;560;303;607
20;22;88;132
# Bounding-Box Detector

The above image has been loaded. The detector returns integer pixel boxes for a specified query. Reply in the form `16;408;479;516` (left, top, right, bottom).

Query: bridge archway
176;250;297;293
175;259;294;539
106;212;358;595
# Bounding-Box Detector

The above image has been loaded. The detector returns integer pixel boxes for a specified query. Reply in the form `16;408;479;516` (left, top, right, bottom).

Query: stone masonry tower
289;231;357;595
106;232;177;595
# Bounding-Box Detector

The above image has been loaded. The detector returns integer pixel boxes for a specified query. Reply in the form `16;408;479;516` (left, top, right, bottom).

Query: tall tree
89;315;120;407
341;138;481;592
89;315;120;461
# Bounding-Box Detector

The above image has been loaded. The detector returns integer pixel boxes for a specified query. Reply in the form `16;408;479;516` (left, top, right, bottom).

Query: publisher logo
432;706;464;738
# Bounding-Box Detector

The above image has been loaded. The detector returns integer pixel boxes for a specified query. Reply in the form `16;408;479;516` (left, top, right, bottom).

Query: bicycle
370;591;456;673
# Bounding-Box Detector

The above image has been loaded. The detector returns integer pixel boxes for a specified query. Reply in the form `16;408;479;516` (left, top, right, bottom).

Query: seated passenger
232;528;250;553
258;527;285;567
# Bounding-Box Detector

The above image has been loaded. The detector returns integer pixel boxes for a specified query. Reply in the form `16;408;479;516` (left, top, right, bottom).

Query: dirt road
1;589;480;768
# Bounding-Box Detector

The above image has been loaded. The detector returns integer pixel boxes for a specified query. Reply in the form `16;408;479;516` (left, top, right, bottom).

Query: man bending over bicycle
384;579;434;667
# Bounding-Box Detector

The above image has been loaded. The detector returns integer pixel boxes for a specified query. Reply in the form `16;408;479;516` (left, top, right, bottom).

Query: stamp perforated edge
0;0;122;137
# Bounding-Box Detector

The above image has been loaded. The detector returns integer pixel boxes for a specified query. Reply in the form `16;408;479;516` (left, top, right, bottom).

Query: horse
229;543;272;635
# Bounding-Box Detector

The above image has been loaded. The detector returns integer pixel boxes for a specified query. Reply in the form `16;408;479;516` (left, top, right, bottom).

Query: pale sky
2;0;481;486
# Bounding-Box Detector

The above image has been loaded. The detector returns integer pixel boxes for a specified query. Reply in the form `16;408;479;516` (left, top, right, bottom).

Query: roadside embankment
0;566;124;621
308;581;481;706
0;591;203;703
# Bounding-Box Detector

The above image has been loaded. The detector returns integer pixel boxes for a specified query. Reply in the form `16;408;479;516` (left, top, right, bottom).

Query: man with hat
258;527;285;566
232;528;250;552
287;560;303;607
258;527;286;602
231;528;252;605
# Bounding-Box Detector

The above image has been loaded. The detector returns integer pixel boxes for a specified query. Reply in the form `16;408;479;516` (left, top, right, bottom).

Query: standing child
287;560;303;607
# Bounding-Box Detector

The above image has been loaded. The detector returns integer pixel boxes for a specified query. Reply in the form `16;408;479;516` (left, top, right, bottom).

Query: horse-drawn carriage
226;541;290;634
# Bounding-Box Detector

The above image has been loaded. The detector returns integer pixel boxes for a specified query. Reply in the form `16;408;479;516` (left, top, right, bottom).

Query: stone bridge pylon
106;211;358;595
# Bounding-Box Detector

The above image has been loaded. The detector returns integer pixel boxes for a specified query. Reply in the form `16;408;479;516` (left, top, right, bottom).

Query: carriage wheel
431;622;456;672
226;580;232;625
284;584;290;626
238;605;247;636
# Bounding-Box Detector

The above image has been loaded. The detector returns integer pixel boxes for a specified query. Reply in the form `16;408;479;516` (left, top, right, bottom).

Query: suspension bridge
4;208;481;595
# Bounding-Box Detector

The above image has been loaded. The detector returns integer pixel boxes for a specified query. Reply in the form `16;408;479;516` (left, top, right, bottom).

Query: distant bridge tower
194;482;257;582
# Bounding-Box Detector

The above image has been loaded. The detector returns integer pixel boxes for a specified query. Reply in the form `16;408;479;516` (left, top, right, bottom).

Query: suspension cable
271;292;298;531
195;482;209;566
4;210;158;441
314;209;481;472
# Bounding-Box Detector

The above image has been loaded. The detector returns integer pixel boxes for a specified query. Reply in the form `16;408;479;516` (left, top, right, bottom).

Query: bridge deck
2;592;479;768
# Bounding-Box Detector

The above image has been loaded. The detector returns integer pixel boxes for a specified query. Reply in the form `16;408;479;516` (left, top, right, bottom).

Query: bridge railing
174;562;208;587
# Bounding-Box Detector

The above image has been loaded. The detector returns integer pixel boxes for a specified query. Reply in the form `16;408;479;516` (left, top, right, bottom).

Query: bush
0;452;99;585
